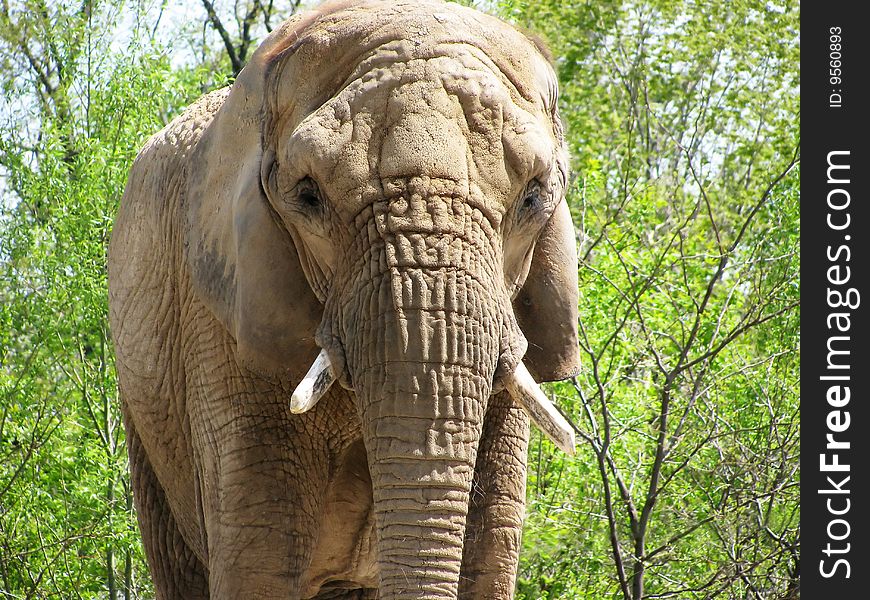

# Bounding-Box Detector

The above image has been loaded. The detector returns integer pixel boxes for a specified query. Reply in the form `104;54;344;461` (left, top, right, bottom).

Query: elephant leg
459;390;531;600
125;414;210;600
206;449;328;599
200;407;331;600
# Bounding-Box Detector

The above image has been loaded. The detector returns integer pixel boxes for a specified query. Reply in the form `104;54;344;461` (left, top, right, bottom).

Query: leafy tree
198;0;301;76
500;1;800;598
1;2;205;597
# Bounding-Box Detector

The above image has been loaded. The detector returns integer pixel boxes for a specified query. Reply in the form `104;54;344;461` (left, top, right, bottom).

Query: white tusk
290;349;335;414
505;362;576;455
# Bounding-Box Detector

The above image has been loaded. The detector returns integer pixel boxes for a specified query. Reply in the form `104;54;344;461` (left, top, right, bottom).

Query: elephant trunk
352;266;502;599
360;362;484;598
313;193;526;598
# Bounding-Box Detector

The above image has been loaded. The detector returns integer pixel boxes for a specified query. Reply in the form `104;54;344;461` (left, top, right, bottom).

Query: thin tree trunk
124;477;133;600
107;474;116;600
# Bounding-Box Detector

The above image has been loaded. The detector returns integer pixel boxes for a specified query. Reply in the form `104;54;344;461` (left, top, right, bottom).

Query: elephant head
185;0;579;596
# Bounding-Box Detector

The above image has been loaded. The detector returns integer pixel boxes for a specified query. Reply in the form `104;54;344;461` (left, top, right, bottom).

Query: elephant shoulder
109;88;233;344
112;88;231;248
130;87;232;195
152;88;231;159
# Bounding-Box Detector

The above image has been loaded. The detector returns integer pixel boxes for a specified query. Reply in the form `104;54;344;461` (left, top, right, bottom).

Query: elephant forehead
271;0;555;119
280;50;552;218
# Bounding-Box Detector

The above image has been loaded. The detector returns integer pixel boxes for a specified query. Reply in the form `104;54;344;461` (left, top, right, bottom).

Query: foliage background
0;1;799;598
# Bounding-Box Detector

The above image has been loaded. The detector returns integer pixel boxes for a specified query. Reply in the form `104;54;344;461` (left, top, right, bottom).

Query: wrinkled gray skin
108;1;580;598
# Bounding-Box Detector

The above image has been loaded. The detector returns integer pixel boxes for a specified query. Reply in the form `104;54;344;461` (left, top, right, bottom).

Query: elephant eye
515;178;556;231
300;190;319;208
518;179;545;216
292;177;323;211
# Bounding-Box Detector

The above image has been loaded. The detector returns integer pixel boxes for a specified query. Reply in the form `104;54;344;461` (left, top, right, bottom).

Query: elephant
107;1;580;598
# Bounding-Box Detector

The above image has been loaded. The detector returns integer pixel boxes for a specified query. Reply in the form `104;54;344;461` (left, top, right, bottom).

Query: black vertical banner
802;4;870;597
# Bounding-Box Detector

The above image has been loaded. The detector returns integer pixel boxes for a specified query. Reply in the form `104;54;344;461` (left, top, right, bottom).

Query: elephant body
108;1;580;599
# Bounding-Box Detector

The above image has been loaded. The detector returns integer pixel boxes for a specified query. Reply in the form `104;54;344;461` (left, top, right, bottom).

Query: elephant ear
514;199;581;382
184;14;323;382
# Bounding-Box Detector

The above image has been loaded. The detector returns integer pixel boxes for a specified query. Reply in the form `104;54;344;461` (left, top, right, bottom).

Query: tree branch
200;0;242;75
